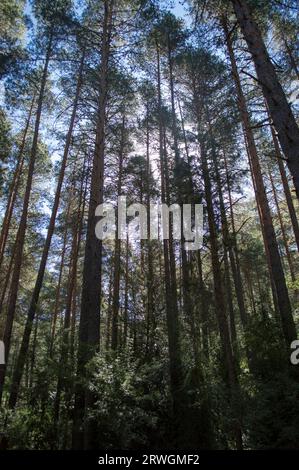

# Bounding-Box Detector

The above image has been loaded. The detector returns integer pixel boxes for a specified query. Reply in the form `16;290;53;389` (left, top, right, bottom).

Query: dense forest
0;0;299;451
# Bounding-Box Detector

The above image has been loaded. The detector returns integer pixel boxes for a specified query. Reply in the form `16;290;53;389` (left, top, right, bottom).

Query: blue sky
171;0;192;25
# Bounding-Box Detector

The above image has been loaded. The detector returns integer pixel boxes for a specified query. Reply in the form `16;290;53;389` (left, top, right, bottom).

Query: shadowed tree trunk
268;167;296;284
111;115;126;351
145;100;155;355
123;234;129;347
198;134;242;450
223;17;297;349
156;39;188;447
72;0;114;450
0;236;16;319
223;150;248;328
230;0;299;198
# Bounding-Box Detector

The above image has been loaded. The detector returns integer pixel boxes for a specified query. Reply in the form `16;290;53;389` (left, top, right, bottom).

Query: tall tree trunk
208;134;239;359
0;33;52;404
105;274;113;350
270;123;299;252
223;18;297;349
28;312;39;402
0;94;35;271
54;167;87;438
167;44;215;446
145;101;154;355
198;134;242;450
230;0;299;198
177;111;205;349
49;198;71;358
8;51;85;410
123;234;129;348
268;167;296;284
111;115;126;350
223;151;248;328
156;40;185;446
244;266;257;316
177;98;194;194
72;0;114;450
0;237;16;319
197;250;209;359
168;43;196;363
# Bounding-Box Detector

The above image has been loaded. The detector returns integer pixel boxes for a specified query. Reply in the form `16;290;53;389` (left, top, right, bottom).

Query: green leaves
88;352;168;448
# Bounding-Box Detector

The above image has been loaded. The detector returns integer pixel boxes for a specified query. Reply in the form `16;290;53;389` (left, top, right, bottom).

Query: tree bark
223;17;297;349
72;0;114;450
231;0;299;198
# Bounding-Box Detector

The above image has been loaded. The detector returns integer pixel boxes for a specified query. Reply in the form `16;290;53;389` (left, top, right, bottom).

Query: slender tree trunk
245;134;281;317
268;168;296;283
177;98;194;194
198;135;242;450
207;131;239;358
223;249;238;356
8;51;85;410
49;198;71;358
270;124;299;252
197;250;209;359
54;168;87;435
0;94;35;271
111;116;126;350
105;274;113;350
123;234;129;348
156;41;185;446
168;39;197;367
29;313;39;401
230;0;299;198
244;266;257;316
0;33;52;403
223;151;248;328
0;237;16;319
111;242;121;352
145;102;154;355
